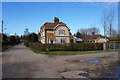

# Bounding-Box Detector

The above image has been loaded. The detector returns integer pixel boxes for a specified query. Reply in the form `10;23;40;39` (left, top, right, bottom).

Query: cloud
2;0;120;2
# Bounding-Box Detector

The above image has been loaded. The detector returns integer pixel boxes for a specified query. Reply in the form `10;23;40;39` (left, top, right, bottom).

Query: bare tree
80;28;88;36
111;29;118;38
87;27;100;35
107;8;115;39
101;9;107;36
80;27;100;36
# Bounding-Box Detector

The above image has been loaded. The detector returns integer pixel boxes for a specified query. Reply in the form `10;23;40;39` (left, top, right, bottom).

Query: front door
50;40;53;43
49;39;54;44
71;39;74;43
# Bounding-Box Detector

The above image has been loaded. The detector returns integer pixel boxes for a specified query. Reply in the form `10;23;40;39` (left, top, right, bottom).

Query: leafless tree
87;27;100;35
80;28;88;36
80;27;100;36
101;9;107;36
107;8;115;39
111;28;118;38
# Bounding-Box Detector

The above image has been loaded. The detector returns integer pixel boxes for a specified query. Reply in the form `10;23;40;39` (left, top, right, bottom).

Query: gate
103;41;120;51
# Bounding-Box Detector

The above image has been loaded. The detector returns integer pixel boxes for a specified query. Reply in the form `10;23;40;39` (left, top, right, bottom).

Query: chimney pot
54;17;59;23
92;32;95;35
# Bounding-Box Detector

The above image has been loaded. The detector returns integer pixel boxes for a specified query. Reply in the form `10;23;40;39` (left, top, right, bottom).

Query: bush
9;36;16;44
25;42;103;51
3;34;8;41
28;33;38;42
2;41;11;46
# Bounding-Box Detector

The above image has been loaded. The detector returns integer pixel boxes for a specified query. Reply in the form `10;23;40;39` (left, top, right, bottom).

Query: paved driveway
2;43;118;78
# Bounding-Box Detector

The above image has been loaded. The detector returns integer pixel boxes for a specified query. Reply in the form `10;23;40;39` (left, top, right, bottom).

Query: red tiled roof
40;22;58;29
59;22;66;25
82;35;106;41
40;22;69;30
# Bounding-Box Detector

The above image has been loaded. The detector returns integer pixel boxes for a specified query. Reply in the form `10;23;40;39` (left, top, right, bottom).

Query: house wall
54;25;70;43
46;30;54;43
40;37;45;44
54;25;70;36
40;28;45;44
46;30;54;34
95;38;107;43
41;31;45;36
40;25;70;44
55;37;70;43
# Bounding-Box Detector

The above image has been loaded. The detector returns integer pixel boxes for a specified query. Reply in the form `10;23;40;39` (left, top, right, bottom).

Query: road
2;43;118;78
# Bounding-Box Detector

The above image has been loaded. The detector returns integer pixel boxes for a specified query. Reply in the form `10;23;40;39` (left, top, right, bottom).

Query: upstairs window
60;30;65;35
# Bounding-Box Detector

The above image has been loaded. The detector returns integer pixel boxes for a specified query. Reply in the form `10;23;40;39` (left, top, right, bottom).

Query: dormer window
60;30;65;35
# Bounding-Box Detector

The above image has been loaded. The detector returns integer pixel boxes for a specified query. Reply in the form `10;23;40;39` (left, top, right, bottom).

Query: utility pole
1;20;3;42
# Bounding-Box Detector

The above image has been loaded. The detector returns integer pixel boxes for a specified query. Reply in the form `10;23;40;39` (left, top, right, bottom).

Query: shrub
25;42;103;51
2;41;11;46
9;36;16;44
28;33;38;42
3;34;8;41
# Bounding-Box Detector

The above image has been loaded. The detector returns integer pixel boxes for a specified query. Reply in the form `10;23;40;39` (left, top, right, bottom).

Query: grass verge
30;48;118;55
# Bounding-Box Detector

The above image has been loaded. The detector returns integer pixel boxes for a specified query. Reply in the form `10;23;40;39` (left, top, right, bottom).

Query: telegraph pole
1;20;3;42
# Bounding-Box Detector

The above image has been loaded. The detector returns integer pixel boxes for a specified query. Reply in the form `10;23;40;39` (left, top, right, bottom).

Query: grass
30;48;118;55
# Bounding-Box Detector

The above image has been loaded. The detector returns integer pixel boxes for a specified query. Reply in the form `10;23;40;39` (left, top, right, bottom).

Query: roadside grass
30;48;118;55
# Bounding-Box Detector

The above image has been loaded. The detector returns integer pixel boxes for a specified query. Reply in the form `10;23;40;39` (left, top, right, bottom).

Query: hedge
24;41;103;51
2;40;21;46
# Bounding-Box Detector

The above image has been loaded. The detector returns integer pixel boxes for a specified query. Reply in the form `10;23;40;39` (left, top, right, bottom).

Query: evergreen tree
28;33;38;42
76;31;82;38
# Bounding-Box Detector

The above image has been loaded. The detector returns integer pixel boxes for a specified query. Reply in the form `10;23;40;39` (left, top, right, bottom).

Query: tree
101;9;107;36
80;28;88;36
73;33;76;36
87;27;100;35
3;34;7;41
24;28;30;36
28;33;38;42
9;36;16;44
75;30;82;38
107;9;115;39
79;27;100;36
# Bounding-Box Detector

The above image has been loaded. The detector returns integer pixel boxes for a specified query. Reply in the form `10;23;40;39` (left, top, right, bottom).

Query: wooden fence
103;41;120;51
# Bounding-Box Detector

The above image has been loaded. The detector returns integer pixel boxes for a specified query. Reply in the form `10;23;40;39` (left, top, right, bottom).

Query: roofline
53;23;59;29
96;36;109;41
53;24;70;31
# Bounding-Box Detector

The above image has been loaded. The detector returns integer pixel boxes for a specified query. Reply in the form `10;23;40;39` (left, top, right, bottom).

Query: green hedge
24;41;103;51
2;40;21;46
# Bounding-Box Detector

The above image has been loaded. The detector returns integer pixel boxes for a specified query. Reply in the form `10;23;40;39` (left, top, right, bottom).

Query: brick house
39;17;75;44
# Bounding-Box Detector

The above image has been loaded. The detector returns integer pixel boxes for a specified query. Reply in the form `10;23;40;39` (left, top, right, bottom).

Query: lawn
30;48;118;55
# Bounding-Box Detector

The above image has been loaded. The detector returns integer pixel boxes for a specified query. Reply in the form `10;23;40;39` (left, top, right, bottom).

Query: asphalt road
2;43;118;78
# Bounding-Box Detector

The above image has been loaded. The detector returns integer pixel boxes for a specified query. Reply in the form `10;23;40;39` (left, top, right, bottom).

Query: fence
103;42;120;51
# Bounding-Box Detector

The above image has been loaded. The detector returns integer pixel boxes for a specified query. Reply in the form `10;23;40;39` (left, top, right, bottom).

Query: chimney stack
92;32;95;35
54;17;59;23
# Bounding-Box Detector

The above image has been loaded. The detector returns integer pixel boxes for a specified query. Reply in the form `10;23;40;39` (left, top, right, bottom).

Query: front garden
24;33;117;55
